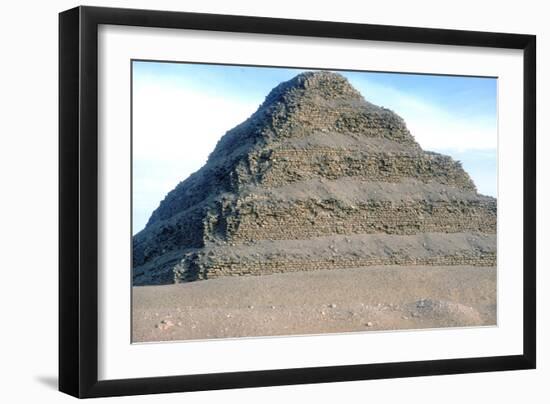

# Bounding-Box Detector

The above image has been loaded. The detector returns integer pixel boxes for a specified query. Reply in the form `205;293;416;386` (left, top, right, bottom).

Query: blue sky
132;61;497;234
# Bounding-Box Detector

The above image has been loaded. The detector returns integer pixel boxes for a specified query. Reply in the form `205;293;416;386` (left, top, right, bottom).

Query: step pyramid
132;71;497;286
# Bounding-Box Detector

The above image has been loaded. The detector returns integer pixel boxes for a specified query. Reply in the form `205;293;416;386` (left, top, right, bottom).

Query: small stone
157;319;175;330
248;305;254;309
402;316;409;320
366;321;373;327
329;303;337;309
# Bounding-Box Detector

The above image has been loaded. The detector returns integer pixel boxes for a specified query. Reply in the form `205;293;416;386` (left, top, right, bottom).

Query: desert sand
132;265;496;343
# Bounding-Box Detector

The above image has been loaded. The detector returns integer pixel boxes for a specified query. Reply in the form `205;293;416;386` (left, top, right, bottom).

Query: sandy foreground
132;265;496;343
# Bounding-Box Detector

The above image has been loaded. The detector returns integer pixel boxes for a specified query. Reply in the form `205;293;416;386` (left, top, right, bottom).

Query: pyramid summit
201;71;420;165
260;70;364;106
133;71;496;285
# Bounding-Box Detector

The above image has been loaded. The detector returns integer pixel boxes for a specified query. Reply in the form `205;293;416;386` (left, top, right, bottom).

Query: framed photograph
59;6;536;398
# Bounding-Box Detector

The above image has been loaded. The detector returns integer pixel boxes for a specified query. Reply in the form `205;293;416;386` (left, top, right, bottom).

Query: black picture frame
59;5;536;398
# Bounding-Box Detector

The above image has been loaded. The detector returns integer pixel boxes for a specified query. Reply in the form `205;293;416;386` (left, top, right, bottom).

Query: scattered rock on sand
409;299;484;325
132;266;496;342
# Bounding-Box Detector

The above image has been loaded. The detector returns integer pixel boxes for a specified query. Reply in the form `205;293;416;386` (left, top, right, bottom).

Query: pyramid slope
133;71;496;285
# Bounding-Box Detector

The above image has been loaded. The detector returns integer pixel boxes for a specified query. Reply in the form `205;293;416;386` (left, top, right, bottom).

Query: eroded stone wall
174;253;497;282
223;200;497;241
257;149;476;190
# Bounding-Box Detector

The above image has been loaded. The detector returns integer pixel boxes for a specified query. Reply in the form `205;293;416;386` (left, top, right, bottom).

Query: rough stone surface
132;71;496;286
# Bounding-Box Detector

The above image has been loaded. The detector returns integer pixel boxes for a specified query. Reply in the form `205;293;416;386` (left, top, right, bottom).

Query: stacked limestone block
132;71;496;286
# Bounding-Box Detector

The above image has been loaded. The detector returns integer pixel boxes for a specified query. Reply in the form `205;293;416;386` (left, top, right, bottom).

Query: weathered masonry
132;71;496;285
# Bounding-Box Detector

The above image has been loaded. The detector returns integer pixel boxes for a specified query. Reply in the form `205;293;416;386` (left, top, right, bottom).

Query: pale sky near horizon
132;61;497;234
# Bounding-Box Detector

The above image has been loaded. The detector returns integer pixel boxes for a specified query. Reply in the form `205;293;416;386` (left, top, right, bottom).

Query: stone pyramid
133;71;496;286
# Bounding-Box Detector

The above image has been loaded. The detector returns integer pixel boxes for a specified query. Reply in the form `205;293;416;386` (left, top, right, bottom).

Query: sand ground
132;265;496;343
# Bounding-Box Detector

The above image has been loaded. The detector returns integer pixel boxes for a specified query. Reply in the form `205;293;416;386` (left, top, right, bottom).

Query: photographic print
59;8;535;396
131;62;497;343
